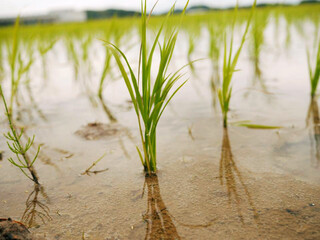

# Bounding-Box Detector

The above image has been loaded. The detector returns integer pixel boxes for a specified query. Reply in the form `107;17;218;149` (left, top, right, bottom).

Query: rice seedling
218;0;256;128
0;85;40;184
98;47;112;99
5;17;35;115
308;39;320;98
187;34;196;72
81;153;109;176
38;38;57;80
81;35;93;75
106;0;189;174
65;37;80;81
250;12;268;79
0;43;4;81
208;23;223;108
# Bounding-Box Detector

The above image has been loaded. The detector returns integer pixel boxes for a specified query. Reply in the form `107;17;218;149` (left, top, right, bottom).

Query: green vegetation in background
106;0;189;174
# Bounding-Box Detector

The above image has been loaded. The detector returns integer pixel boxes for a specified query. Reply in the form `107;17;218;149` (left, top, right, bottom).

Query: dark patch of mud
0;218;32;240
75;122;125;140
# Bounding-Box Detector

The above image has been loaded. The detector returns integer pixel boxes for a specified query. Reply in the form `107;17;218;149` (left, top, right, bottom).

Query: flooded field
0;3;320;239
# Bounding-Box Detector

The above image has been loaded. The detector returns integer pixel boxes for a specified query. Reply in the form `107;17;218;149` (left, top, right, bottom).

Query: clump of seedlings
218;0;256;128
308;39;320;98
107;0;189;174
0;85;40;184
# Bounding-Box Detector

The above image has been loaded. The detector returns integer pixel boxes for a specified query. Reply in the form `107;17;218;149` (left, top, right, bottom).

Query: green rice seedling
38;38;57;80
98;22;118;99
65;37;80;81
98;47;112;99
81;35;93;75
0;43;4;81
187;34;195;72
250;12;268;79
308;39;320;98
6;17;35;114
0;85;40;184
218;0;256;128
106;0;189;174
208;24;223;108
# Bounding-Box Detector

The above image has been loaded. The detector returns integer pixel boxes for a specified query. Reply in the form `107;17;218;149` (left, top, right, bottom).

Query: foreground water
1;11;320;239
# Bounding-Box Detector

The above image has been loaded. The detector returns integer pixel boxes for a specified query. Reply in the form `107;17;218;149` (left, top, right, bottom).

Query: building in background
0;10;87;26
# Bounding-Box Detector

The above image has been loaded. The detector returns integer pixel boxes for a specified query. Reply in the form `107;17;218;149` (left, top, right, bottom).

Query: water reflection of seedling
107;0;189;173
188;124;195;141
143;174;181;239
142;174;214;239
307;39;320;97
306;98;320;167
218;0;256;128
21;184;51;228
219;128;259;223
0;85;40;184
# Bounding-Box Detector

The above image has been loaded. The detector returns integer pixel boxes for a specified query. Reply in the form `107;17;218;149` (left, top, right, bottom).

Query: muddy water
1;17;320;239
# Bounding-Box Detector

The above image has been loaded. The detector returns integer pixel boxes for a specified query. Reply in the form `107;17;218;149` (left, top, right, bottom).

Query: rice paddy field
1;2;320;239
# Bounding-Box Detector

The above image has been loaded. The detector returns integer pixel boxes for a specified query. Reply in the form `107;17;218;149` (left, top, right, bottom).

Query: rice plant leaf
236;123;282;129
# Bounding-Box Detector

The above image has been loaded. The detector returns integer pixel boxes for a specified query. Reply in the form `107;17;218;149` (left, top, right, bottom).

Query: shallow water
1;11;320;239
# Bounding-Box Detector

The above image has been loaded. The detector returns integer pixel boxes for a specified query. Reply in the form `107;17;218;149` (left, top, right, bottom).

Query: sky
0;0;301;18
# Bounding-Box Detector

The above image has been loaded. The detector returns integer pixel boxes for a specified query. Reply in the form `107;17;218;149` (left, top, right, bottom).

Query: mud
0;218;32;240
75;122;126;140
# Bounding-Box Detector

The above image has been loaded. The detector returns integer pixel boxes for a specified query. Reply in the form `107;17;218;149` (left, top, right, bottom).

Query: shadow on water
219;128;259;223
142;174;180;240
307;97;320;168
21;184;51;228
